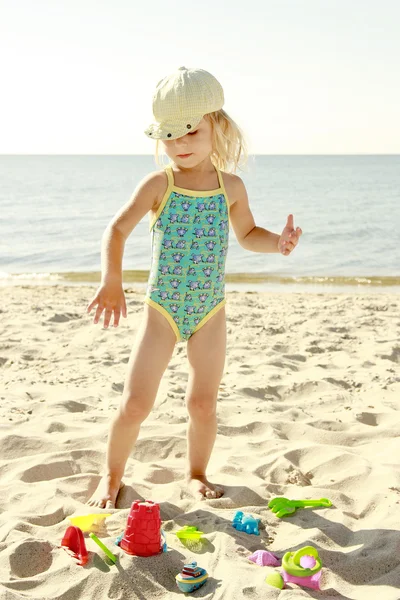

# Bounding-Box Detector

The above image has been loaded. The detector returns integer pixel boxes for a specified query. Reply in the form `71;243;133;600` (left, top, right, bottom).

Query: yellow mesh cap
144;66;224;141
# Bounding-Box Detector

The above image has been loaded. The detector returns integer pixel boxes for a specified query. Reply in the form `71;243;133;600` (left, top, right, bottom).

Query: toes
90;499;104;509
204;486;224;499
105;500;115;509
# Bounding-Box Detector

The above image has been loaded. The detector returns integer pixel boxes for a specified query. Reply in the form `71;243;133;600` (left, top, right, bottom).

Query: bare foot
86;475;125;509
187;474;224;499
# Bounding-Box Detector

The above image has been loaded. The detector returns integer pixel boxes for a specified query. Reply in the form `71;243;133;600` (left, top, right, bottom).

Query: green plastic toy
281;546;323;590
282;546;322;577
175;526;204;541
265;570;284;589
89;533;117;563
268;497;332;518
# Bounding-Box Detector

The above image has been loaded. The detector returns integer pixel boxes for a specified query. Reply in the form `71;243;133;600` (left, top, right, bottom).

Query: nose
175;136;189;151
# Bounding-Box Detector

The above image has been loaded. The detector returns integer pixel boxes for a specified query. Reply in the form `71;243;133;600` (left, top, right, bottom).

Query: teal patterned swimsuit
145;165;230;343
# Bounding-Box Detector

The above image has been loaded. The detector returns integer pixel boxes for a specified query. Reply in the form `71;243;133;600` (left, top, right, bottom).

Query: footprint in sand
47;313;82;322
239;386;282;400
355;412;378;426
20;459;76;483
9;540;53;577
379;346;400;364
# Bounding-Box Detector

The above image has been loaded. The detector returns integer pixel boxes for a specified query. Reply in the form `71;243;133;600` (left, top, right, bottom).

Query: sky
0;0;399;155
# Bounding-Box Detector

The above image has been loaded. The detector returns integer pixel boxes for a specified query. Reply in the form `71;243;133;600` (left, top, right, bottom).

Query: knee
119;393;152;424
186;395;217;421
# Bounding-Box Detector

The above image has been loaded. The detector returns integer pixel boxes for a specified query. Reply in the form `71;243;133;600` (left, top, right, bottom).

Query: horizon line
1;153;399;157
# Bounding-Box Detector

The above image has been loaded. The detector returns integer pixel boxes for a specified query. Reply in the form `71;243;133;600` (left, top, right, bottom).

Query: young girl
86;66;302;508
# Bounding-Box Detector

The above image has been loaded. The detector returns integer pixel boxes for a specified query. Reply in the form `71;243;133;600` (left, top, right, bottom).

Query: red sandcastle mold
120;500;162;557
61;525;89;565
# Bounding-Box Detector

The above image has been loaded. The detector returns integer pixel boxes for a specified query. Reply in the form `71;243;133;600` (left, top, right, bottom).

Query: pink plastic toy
120;500;163;557
61;526;89;566
281;546;322;590
248;550;280;567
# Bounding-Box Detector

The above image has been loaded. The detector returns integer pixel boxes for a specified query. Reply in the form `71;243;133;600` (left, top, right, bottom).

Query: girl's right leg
87;303;177;508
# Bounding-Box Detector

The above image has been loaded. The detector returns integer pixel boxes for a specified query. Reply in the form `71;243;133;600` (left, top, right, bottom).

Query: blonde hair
154;108;249;174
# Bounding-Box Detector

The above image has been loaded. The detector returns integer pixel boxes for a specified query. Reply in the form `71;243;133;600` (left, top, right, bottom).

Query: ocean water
1;154;399;293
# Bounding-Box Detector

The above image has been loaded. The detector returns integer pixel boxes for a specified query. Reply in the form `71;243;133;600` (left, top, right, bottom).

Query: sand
0;284;399;600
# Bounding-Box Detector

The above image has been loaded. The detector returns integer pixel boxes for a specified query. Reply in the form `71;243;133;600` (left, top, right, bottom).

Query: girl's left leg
185;305;227;499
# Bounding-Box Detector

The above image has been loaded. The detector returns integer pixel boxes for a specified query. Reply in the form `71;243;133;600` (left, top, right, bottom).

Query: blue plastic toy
161;530;167;552
232;511;260;536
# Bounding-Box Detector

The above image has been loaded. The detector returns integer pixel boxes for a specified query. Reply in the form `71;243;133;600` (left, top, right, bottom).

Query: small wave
1;270;400;288
0;271;64;281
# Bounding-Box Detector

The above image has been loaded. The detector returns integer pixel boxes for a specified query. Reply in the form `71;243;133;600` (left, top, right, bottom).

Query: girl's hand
278;214;302;256
86;281;127;328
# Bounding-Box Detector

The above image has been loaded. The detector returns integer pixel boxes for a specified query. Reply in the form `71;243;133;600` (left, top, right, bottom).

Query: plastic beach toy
175;561;208;593
120;500;163;557
89;533;117;563
248;550;280;567
265;571;284;589
175;526;204;541
161;530;168;552
61;526;88;566
268;497;332;518
69;513;112;532
232;511;260;535
282;545;322;590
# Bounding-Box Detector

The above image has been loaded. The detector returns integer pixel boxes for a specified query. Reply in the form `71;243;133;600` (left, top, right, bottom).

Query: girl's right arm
86;170;165;328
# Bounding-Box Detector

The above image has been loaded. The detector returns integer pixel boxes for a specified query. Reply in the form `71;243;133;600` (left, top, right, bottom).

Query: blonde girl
87;66;302;508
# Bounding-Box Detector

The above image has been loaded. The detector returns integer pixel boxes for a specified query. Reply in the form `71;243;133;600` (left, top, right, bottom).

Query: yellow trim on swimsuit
149;165;230;231
144;296;182;342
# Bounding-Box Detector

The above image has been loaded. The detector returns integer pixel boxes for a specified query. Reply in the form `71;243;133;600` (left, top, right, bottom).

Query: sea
1;154;399;293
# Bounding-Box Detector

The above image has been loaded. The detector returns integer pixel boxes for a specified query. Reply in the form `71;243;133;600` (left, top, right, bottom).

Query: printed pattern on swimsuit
146;185;229;341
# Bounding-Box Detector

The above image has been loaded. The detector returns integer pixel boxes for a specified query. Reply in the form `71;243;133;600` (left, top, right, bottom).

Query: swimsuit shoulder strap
216;167;224;190
164;163;225;193
164;164;174;187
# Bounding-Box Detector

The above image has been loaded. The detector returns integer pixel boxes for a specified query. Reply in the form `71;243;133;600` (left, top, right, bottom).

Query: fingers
87;298;97;313
87;289;126;327
112;309;121;327
103;307;113;328
287;228;301;246
102;307;121;328
281;228;301;255
90;303;123;327
93;304;104;324
281;238;295;252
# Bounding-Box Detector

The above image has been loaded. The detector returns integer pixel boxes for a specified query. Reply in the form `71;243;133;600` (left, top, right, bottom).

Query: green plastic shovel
268;497;332;518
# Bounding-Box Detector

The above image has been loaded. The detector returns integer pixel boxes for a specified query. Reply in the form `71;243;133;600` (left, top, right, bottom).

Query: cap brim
144;114;204;140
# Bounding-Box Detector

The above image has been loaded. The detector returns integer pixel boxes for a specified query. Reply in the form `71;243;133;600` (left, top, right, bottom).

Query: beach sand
0;284;399;599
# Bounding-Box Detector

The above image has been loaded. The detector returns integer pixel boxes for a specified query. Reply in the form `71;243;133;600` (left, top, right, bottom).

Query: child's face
161;117;213;166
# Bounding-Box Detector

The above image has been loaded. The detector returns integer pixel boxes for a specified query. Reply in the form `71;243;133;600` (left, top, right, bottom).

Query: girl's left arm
229;175;302;256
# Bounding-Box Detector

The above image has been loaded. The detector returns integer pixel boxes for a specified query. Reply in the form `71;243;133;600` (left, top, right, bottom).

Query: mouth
177;153;192;158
